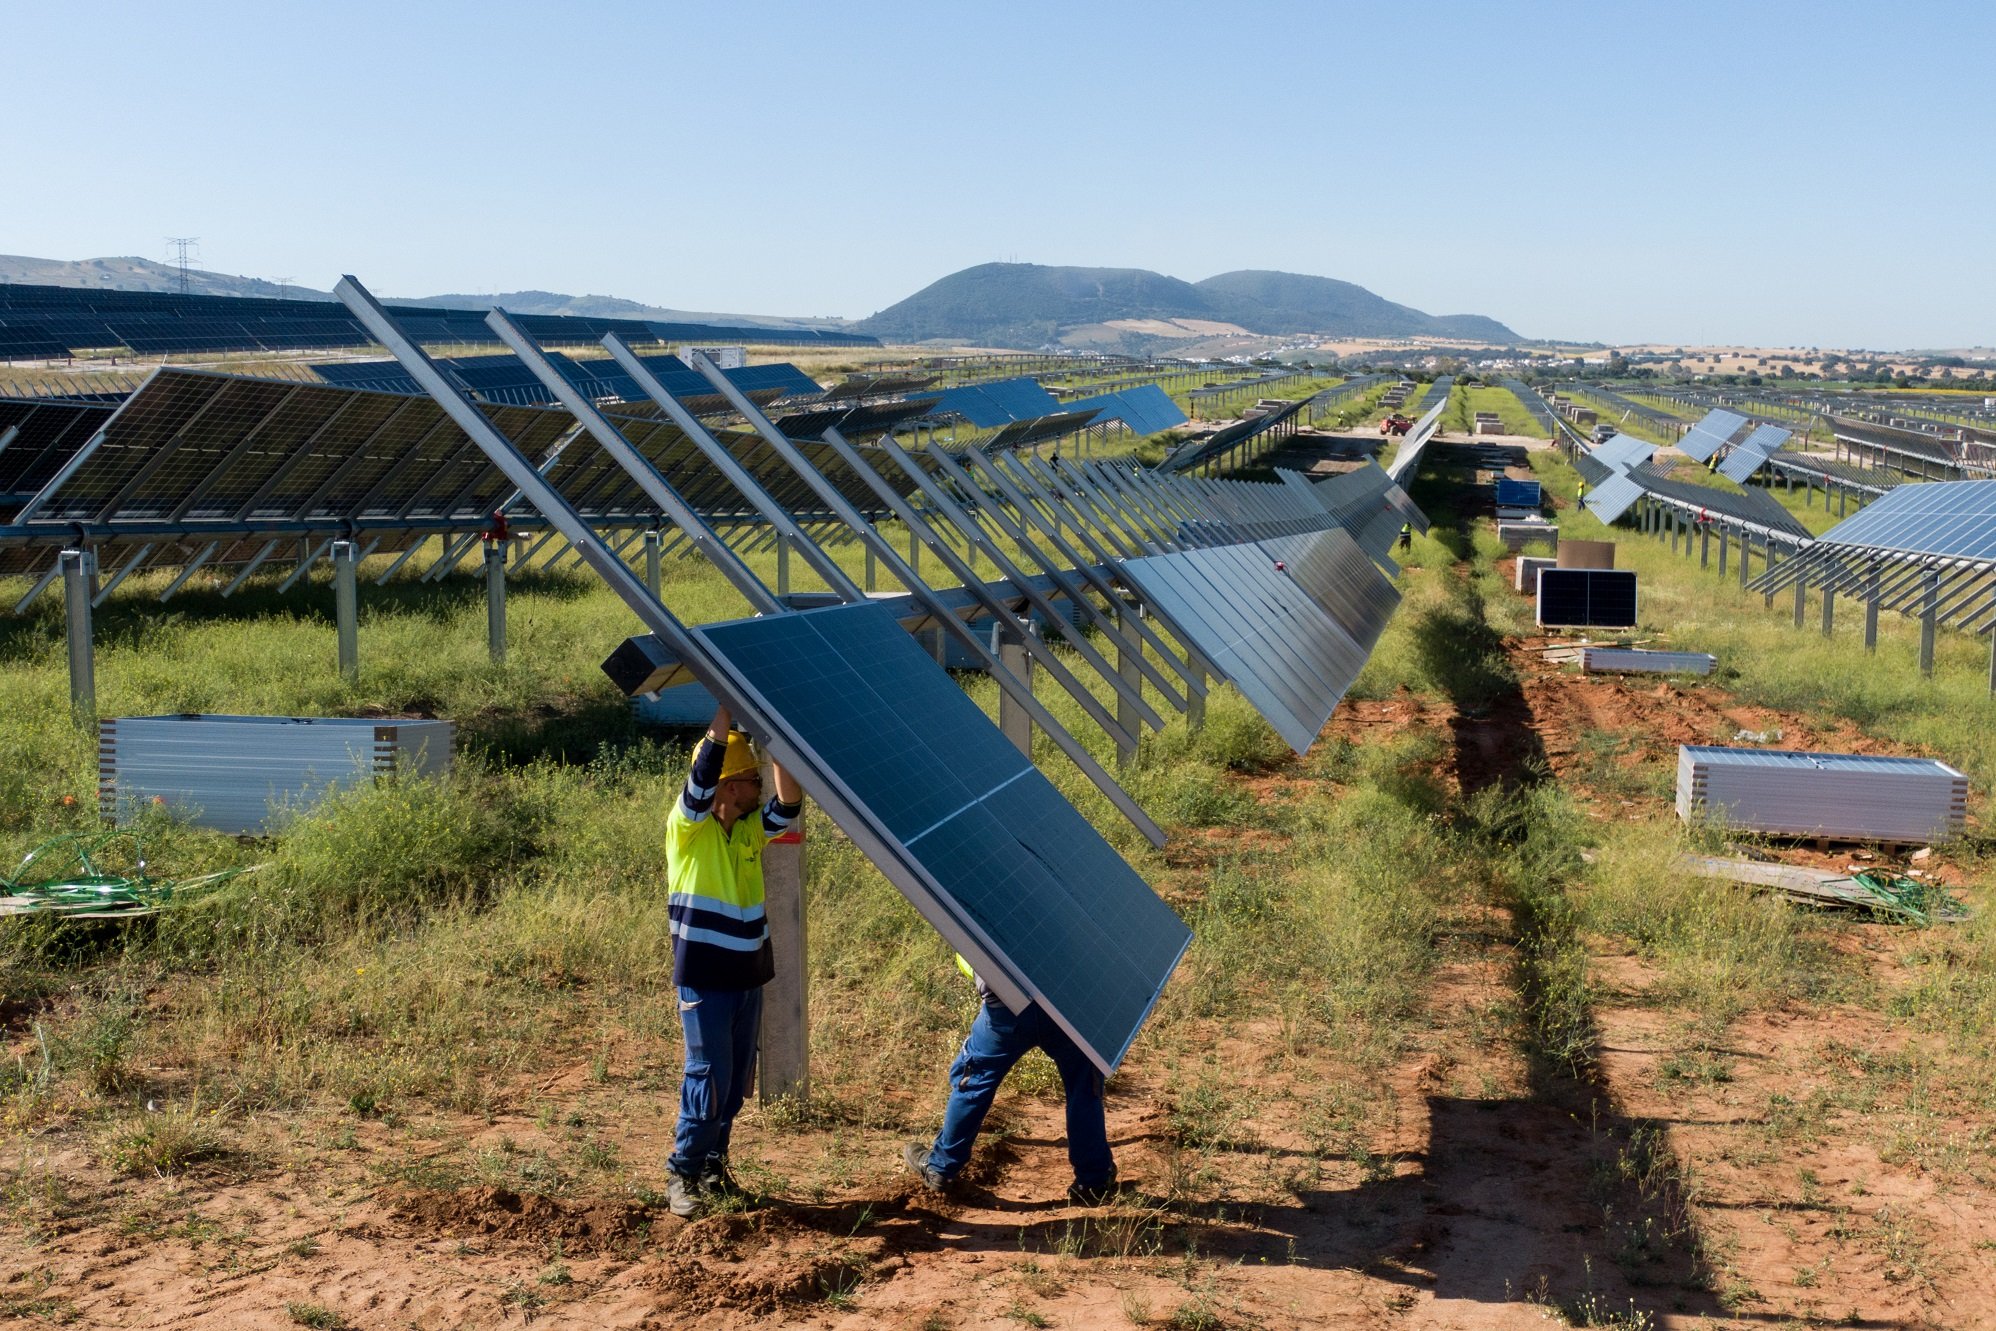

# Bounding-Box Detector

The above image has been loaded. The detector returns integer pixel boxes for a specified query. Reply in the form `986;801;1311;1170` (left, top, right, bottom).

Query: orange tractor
1379;413;1415;436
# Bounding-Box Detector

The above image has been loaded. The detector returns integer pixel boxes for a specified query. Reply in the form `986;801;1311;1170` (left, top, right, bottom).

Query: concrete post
61;549;96;719
758;812;809;1104
1920;569;1939;678
483;539;507;664
332;539;359;679
643;528;662;597
995;619;1033;757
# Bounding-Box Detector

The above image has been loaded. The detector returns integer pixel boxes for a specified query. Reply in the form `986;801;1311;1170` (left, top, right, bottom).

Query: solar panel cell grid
696;602;1189;1072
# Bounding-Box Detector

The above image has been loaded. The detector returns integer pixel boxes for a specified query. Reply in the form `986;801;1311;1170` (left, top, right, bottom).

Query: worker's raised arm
762;759;803;836
678;705;732;823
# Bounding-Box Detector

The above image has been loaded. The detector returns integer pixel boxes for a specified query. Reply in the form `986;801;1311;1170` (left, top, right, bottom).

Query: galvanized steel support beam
1920;570;1939;678
1821;583;1835;638
759;822;809;1104
484;539;507;665
1864;561;1881;653
62;549;96;719
643;529;662;597
333;540;359;679
995;619;1033;757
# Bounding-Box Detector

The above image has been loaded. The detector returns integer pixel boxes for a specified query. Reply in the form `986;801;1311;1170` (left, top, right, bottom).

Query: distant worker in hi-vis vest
663;705;802;1218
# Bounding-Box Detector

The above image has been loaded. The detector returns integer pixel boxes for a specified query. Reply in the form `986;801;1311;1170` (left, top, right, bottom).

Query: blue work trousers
669;984;762;1179
928;997;1114;1189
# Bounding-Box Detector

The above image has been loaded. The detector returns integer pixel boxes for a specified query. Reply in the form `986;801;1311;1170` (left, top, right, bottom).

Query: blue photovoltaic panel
311;353;818;408
695;602;1189;1074
934;377;1061;427
1259;528;1402;653
1062;385;1188;437
1584;473;1646;525
1814;479;1996;561
1591;435;1655;472
1678;408;1749;463
1716;423;1793;483
1494;477;1542;509
1119;541;1369;754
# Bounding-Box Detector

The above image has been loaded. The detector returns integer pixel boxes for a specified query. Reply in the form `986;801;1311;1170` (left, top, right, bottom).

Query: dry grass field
3;439;1993;1329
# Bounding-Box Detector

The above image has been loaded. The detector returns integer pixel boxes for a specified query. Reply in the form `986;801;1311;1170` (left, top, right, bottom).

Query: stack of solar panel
99;714;455;835
1676;746;1968;843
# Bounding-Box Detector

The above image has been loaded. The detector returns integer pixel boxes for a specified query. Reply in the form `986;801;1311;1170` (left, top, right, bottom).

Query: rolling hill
858;262;1520;348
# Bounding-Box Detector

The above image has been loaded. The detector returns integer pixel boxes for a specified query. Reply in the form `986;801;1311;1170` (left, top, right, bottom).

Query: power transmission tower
272;276;296;299
165;237;200;294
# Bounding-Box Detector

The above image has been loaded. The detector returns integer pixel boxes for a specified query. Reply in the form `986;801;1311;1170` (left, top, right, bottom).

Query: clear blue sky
9;0;1990;349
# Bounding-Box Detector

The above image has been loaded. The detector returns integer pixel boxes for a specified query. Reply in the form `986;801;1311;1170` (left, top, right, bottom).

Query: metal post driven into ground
643;529;662;597
1116;605;1141;770
1920;569;1939;678
484;539;506;665
1717;527;1728;577
1822;581;1835;638
759;812;808;1104
333;540;359;679
996;619;1033;757
1794;570;1807;628
1865;560;1881;652
62;549;95;719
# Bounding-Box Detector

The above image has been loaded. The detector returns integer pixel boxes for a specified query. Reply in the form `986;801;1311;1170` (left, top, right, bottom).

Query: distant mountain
0;254;334;300
1194;270;1517;343
858;262;1520;347
0;257;851;331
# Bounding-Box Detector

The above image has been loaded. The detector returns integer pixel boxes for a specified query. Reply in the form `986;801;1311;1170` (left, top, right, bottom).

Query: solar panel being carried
1716;423;1793;484
1677;408;1750;463
699;602;1192;1075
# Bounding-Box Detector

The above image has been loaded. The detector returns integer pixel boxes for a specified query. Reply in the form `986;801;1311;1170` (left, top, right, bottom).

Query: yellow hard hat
719;731;761;783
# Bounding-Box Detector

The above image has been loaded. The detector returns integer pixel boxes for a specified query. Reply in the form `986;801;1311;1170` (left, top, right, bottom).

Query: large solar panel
312;353;819;410
696;601;1191;1073
1583;472;1645;525
1677;408;1749;463
1259;527;1401;652
1810;479;1996;560
1300;463;1425;566
1060;386;1189;437
1537;569;1638;628
1494;477;1542;509
1590;435;1655;472
1716;423;1793;483
1118;537;1371;754
933;377;1061;428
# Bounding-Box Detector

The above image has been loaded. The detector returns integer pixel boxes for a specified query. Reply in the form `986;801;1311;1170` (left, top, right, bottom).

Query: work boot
666;1171;703;1219
1067;1176;1122;1207
699;1160;743;1199
901;1141;950;1193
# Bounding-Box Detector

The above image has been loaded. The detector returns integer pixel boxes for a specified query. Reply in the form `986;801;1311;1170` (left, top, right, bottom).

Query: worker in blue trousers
664;704;801;1219
904;960;1119;1206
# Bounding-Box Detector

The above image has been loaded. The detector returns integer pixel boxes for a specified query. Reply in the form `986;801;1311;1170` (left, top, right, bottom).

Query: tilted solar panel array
0;397;117;511
1059;385;1189;437
933;377;1062;428
311;352;822;411
0;281;880;359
